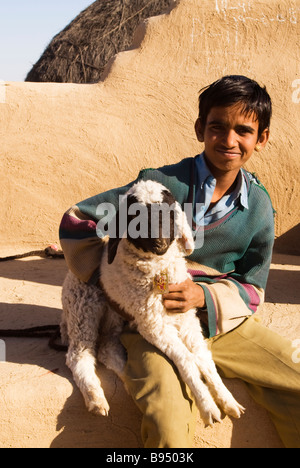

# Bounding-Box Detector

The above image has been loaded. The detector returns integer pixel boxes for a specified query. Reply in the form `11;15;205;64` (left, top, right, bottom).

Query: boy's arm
199;214;275;337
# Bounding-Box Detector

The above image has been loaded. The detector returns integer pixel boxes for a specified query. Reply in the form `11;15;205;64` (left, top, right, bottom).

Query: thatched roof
25;0;173;84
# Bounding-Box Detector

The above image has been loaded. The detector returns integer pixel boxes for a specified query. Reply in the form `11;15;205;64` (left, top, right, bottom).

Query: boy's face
195;104;269;177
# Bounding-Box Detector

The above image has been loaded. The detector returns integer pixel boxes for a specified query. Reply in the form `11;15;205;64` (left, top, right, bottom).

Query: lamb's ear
107;204;123;264
174;202;194;255
107;236;121;264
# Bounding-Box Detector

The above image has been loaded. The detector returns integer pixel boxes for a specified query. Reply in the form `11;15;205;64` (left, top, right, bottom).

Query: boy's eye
236;126;255;136
211;125;223;131
208;123;256;136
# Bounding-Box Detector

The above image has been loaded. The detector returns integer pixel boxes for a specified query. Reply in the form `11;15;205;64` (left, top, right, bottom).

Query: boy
60;75;300;448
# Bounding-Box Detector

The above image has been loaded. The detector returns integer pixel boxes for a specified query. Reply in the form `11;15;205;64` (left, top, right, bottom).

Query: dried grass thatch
25;0;174;84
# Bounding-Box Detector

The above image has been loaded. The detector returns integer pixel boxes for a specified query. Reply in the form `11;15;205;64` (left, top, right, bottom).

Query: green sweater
59;156;275;337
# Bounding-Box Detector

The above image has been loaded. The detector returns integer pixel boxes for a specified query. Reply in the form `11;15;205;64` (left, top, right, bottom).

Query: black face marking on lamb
126;189;176;255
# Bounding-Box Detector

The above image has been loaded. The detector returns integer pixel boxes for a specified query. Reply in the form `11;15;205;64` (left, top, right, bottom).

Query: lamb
61;179;245;426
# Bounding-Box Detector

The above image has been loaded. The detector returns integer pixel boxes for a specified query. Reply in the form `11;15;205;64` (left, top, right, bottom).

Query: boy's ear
195;118;204;143
256;128;270;151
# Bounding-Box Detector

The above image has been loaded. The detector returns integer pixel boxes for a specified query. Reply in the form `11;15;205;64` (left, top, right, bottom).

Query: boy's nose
223;129;237;147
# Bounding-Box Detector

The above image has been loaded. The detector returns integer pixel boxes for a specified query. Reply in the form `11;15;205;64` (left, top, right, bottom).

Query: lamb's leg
97;311;127;381
180;314;245;419
137;320;222;426
62;274;110;416
98;338;127;380
67;344;110;416
60;314;68;346
196;349;245;418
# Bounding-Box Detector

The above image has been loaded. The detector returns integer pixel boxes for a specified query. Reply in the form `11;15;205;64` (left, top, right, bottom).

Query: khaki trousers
120;316;300;448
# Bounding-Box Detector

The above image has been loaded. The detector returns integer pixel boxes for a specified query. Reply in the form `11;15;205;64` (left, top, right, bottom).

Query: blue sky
0;1;93;81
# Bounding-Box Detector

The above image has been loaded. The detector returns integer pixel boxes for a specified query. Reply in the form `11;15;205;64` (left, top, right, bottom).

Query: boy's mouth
216;149;242;158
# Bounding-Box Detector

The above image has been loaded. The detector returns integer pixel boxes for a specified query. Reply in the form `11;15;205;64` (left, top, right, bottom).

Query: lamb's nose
152;238;170;255
154;238;167;247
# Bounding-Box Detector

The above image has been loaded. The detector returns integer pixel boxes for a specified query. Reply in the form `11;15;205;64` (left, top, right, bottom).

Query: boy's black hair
198;75;272;138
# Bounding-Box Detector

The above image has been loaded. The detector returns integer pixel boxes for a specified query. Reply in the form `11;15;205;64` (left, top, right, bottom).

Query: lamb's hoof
200;403;222;427
87;397;110;417
223;401;245;419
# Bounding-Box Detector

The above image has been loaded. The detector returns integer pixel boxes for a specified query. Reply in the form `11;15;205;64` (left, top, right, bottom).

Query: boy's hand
162;278;206;313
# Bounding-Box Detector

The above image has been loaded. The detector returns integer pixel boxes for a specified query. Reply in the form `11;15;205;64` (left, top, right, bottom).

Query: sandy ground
1;0;299;255
0;251;299;448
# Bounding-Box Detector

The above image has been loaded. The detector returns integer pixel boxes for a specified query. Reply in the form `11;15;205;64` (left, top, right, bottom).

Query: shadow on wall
274;224;300;256
266;268;300;305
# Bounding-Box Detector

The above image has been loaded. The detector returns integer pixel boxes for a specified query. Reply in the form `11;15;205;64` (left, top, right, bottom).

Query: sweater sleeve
197;188;275;338
59;180;136;284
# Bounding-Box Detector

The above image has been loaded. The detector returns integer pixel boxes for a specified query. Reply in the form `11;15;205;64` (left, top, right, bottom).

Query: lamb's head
107;180;194;264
